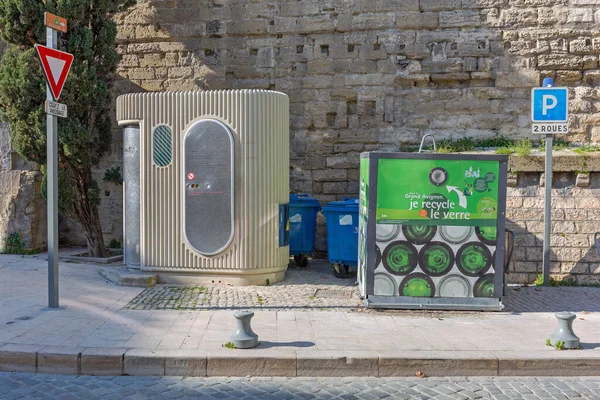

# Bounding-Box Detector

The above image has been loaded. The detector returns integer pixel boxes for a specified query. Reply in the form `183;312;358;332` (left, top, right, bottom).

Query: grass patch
223;342;235;349
514;138;532;157
573;145;600;154
532;274;599;287
494;147;514;155
452;137;475;152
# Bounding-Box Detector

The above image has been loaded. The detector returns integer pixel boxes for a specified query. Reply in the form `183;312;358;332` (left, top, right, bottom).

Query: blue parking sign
531;87;568;122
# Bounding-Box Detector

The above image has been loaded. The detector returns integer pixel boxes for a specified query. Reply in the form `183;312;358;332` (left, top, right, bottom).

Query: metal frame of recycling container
358;152;508;311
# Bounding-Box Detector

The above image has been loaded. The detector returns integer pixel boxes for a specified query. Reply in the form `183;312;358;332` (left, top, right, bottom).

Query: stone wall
0;41;46;251
113;0;600;254
0;117;46;251
506;152;600;284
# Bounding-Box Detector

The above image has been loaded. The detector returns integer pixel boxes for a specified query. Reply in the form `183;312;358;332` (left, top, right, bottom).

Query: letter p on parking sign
531;87;568;123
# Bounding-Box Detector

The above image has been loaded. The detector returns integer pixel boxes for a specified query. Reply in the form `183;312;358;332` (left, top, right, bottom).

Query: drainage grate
314;289;354;299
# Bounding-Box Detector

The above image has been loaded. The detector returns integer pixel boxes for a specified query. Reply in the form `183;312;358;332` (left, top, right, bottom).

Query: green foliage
3;232;25;254
554;340;565;350
435;143;453;154
573;145;600;154
104;167;123;186
0;0;135;256
545;338;552;347
223;342;235;349
514;138;532;157
533;274;578;287
477;137;516;148
108;239;121;249
494;147;514;155
452;137;475;152
493;139;532;156
539;138;571;151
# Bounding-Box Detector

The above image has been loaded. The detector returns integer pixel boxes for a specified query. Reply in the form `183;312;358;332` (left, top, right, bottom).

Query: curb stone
1;345;600;377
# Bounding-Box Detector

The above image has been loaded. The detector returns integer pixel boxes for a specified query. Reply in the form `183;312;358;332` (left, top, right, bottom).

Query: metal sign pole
46;26;59;308
543;133;552;287
541;77;554;287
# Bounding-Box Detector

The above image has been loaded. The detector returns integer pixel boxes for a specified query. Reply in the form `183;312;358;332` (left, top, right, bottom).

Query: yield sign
34;44;74;100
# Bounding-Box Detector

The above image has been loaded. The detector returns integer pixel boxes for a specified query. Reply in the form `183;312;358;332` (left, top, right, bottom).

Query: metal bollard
230;310;259;349
549;312;580;349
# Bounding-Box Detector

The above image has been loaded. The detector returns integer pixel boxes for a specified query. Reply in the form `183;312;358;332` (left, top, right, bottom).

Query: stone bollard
549;312;580;349
230;311;259;349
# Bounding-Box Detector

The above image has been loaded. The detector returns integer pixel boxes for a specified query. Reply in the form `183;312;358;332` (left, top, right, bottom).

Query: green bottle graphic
382;241;418;275
402;225;437;245
418;242;454;276
476;226;497;246
456;242;492;277
400;273;435;297
474;274;495;297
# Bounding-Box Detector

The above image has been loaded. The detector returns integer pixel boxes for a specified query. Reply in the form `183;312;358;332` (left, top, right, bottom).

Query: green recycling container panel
358;152;508;311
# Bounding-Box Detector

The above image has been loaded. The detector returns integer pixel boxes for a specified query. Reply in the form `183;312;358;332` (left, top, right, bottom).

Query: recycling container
357;152;508;311
289;194;321;267
322;198;359;278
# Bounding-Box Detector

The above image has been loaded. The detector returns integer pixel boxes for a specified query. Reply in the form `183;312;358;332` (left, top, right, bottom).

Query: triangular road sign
35;44;74;101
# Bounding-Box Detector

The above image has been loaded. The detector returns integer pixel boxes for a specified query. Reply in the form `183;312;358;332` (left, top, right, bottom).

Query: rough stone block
165;350;207;377
576;197;600;209
313;169;347;182
124;349;166;376
379;351;498;377
498;352;600;376
550;248;581;262
80;348;125;376
419;0;461;11
439;10;480;28
507;172;518;187
38;346;82;375
206;350;296;377
323;182;348;194
0;344;42;373
538;55;584;70
396;12;439;29
297;351;378;377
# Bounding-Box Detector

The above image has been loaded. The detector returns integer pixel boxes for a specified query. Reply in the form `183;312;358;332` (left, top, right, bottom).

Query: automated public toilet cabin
116;90;290;285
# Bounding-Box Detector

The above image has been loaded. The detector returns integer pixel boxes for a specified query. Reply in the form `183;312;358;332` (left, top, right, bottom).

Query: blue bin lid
289;194;321;208
322;198;359;213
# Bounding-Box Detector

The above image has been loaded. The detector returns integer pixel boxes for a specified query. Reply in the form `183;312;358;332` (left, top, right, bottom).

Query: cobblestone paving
124;261;362;311
502;286;600;313
2;373;600;399
124;260;600;313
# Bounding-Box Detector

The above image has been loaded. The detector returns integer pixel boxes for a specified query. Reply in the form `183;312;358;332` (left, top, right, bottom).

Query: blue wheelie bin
322;198;359;278
289;194;321;267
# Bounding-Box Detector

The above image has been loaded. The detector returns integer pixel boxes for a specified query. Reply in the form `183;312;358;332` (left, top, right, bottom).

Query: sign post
37;12;72;308
46;22;59;308
531;78;568;287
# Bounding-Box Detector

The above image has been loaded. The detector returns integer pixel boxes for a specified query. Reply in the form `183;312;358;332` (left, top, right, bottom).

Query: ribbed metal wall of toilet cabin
116;90;290;285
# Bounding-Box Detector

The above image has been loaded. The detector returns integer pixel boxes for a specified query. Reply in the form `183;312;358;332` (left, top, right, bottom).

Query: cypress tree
0;0;135;257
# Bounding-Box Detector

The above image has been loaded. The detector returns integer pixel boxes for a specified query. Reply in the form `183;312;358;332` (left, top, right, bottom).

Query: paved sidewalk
0;252;599;377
